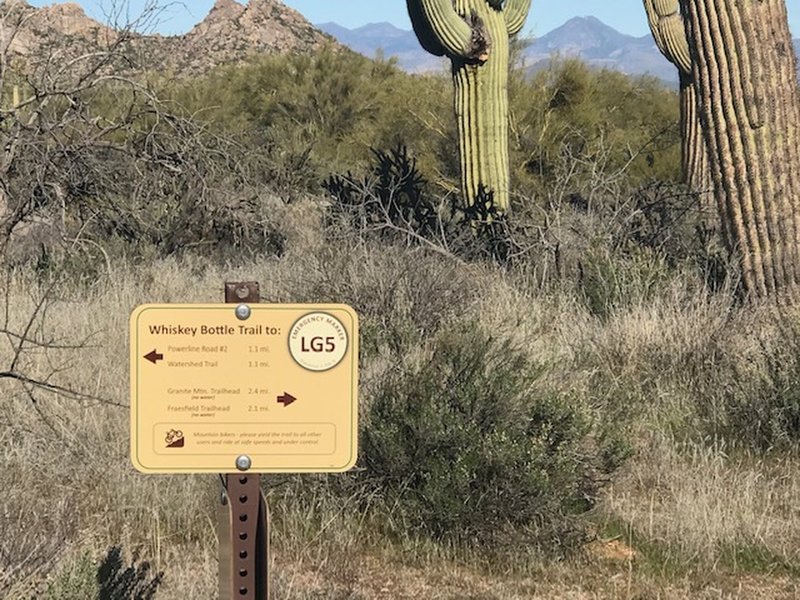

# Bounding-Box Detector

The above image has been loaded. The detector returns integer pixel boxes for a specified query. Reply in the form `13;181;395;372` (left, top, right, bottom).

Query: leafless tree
0;3;205;591
0;0;255;263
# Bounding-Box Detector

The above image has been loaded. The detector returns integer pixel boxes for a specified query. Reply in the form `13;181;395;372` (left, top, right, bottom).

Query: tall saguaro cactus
407;0;531;213
681;0;800;299
643;0;710;199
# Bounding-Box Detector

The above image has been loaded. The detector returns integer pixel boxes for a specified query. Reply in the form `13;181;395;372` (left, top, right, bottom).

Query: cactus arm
406;0;515;213
407;0;489;61
643;0;691;74
503;0;531;36
644;0;711;204
406;0;447;56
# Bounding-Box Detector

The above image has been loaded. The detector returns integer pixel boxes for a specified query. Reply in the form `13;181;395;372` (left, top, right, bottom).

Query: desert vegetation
1;2;799;599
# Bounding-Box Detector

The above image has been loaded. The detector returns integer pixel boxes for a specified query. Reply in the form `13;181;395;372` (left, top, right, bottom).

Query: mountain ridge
2;2;797;84
318;16;800;85
315;19;445;73
316;17;677;81
0;0;339;76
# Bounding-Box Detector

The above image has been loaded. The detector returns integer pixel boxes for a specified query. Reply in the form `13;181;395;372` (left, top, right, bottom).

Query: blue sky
27;1;800;37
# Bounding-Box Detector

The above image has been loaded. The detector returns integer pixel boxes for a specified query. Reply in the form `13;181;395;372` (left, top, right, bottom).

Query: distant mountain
319;16;800;85
522;16;676;83
527;16;642;59
319;16;676;82
316;21;446;73
3;2;796;84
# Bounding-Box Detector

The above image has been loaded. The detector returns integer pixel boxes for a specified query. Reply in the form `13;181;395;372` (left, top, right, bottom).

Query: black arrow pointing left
144;349;163;364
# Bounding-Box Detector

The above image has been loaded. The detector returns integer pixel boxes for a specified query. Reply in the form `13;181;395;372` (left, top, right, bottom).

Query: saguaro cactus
643;0;710;200
407;0;531;213
681;0;800;299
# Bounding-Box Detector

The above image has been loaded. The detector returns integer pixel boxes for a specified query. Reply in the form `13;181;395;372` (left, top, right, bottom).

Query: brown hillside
175;0;337;73
0;0;338;76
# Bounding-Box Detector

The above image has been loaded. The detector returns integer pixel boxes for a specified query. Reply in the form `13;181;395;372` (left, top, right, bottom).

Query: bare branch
0;370;127;408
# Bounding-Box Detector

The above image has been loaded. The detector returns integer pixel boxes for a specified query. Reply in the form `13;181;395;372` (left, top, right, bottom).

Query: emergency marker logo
289;312;348;371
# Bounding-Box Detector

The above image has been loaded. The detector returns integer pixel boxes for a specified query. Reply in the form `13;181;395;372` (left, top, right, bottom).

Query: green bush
578;246;672;320
510;59;681;198
169;49;440;194
43;546;162;600
45;553;97;600
707;322;800;451
170;52;680;203
361;321;625;548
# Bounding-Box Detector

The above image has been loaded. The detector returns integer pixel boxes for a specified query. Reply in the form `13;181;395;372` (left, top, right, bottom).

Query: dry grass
1;222;799;598
606;436;800;572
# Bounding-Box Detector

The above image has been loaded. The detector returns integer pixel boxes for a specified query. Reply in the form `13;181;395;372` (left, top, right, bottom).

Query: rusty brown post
220;281;270;600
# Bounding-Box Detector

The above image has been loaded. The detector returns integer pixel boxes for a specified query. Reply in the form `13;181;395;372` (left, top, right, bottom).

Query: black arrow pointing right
277;393;296;407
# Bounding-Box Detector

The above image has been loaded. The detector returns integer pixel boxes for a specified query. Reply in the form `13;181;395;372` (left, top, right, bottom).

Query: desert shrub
70;95;288;261
96;546;163;600
616;181;731;289
1;73;288;271
618;182;706;257
563;177;733;317
44;553;97;600
169;49;438;193
705;322;800;451
510;59;681;199
323;144;439;241
42;547;162;600
169;52;680;204
578;247;672;320
361;321;627;548
283;240;481;361
323;146;528;267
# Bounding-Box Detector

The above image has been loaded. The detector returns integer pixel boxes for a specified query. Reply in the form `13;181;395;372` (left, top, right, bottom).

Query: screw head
235;455;252;471
235;304;251;320
220;491;229;506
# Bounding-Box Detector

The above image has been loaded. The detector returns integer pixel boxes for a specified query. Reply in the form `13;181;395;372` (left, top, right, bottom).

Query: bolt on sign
129;304;358;473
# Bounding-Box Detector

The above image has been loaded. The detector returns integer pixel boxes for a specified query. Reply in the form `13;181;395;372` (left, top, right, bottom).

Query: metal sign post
129;282;359;600
220;282;269;600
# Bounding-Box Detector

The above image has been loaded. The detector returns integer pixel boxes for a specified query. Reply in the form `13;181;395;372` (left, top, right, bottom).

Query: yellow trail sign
129;304;358;474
